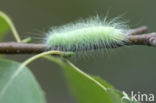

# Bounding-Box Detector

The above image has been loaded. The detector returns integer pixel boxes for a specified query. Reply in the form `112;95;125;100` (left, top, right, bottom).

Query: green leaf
62;61;140;103
0;59;46;103
0;11;9;40
63;63;112;103
44;56;139;103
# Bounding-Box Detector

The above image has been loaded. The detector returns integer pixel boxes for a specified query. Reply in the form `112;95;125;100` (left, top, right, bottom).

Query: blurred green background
0;0;156;103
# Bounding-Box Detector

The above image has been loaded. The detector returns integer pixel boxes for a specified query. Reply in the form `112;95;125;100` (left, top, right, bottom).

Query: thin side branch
128;26;148;35
0;42;47;54
0;26;155;54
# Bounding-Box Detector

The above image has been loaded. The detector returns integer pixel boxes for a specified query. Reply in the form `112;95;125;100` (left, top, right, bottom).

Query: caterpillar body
44;16;129;52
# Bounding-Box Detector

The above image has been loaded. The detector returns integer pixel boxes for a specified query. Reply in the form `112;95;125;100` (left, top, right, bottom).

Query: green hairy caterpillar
44;16;129;52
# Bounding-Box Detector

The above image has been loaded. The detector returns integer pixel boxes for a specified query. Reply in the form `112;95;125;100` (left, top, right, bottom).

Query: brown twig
0;26;155;54
128;26;148;35
126;32;156;46
0;42;48;54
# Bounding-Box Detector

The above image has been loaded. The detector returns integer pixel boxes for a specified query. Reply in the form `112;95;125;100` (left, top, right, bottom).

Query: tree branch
0;26;155;54
0;42;47;54
126;32;156;46
128;26;148;35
